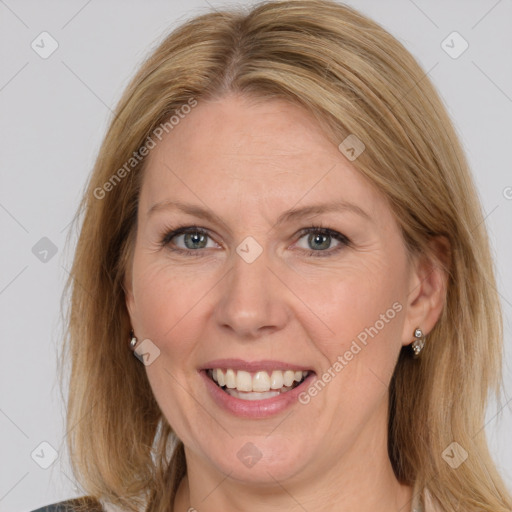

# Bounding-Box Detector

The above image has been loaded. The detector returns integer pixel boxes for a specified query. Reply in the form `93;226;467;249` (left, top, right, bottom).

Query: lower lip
199;370;315;418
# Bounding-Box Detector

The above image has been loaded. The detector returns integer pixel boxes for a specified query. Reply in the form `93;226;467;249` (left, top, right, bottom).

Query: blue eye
161;226;215;255
160;225;350;257
295;227;350;257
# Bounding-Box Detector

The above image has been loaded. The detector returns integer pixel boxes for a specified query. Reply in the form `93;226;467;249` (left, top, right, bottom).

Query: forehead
139;94;385;221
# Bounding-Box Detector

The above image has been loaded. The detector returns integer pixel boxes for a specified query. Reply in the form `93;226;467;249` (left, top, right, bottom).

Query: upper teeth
210;368;308;392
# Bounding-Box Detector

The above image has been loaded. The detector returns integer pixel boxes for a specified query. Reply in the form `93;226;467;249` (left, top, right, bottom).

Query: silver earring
411;327;425;357
129;330;137;349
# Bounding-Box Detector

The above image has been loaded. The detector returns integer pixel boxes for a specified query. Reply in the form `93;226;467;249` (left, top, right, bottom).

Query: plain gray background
1;1;511;511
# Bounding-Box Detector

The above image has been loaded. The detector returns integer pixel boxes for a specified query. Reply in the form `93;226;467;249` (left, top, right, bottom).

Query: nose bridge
214;239;289;338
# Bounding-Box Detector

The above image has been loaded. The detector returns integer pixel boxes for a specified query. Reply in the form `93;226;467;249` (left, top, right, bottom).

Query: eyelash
159;224;350;258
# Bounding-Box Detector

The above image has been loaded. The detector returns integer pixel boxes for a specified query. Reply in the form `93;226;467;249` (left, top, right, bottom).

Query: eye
160;225;219;256
294;226;350;257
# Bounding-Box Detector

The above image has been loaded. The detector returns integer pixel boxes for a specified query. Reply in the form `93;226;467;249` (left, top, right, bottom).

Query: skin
124;93;447;512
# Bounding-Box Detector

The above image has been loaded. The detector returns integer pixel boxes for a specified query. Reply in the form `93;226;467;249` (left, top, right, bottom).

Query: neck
175;465;412;512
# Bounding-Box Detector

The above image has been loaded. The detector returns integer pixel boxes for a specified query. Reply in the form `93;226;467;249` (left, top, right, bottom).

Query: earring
411;327;425;358
129;330;137;349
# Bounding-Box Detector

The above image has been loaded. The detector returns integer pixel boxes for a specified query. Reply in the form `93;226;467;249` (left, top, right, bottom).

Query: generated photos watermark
93;97;198;200
298;301;403;404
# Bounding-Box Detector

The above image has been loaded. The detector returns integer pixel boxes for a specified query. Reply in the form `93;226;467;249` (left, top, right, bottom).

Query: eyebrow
147;199;371;227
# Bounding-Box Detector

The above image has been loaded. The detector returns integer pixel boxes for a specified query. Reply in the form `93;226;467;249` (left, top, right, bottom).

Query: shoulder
29;496;104;512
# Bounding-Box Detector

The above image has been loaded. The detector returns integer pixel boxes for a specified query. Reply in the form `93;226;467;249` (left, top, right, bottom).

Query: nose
213;246;291;340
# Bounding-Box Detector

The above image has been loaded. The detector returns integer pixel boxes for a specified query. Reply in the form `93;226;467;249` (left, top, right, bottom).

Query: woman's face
125;94;427;486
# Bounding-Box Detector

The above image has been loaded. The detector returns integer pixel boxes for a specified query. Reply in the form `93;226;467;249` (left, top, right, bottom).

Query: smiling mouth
206;368;312;401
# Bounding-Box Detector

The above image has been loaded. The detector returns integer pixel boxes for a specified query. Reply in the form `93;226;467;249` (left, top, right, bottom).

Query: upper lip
199;358;315;373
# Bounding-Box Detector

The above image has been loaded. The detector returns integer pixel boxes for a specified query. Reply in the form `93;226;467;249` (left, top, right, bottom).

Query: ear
401;236;451;346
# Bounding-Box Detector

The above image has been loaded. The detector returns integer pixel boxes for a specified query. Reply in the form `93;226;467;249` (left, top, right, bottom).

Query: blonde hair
60;1;511;511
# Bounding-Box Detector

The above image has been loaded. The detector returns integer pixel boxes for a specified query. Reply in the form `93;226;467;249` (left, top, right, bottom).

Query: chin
200;434;317;484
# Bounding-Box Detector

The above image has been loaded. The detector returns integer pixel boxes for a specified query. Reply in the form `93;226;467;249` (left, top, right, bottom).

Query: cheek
131;258;217;443
302;256;407;405
131;256;214;347
297;256;406;354
295;275;405;443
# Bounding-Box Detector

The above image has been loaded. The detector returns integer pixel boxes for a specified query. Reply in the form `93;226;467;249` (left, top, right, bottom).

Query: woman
31;0;511;511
